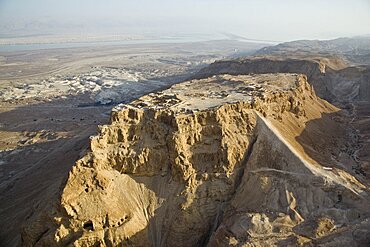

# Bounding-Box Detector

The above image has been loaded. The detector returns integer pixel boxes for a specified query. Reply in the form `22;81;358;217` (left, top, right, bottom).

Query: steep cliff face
193;57;370;104
22;74;369;246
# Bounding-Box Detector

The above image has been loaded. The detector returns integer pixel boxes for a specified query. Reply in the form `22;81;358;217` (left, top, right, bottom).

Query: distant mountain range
254;37;370;65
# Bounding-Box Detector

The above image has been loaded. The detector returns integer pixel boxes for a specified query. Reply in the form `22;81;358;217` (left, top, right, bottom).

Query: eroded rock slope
23;74;370;246
193;57;370;104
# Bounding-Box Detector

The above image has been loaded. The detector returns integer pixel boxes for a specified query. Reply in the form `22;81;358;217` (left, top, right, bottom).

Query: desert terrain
0;36;370;246
1;0;370;245
0;39;268;246
22;71;370;246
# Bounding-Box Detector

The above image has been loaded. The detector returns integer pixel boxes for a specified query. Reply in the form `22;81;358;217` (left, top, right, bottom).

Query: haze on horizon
0;0;369;42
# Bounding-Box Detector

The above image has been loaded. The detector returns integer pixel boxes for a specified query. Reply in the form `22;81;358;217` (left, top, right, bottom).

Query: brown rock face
22;74;369;246
193;57;370;104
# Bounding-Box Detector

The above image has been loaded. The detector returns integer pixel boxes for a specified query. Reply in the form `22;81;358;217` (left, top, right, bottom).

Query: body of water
0;36;222;52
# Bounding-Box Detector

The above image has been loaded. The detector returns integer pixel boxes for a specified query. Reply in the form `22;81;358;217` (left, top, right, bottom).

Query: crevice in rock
33;228;49;246
202;134;258;246
233;135;258;193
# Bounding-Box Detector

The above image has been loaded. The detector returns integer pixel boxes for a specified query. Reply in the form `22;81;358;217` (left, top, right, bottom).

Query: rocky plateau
22;72;370;246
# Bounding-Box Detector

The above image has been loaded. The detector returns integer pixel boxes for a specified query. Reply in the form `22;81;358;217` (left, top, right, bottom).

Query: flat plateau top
113;73;300;113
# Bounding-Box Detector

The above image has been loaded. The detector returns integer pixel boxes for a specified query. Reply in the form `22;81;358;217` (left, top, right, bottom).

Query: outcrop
22;73;370;246
193;57;370;104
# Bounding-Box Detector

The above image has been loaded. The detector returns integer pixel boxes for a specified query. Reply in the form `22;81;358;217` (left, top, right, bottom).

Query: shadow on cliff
295;109;364;180
0;93;110;246
124;108;366;247
120;122;257;247
276;109;367;247
0;75;185;246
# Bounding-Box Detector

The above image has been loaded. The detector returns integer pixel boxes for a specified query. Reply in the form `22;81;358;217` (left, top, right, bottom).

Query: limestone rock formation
22;74;370;246
193;57;370;104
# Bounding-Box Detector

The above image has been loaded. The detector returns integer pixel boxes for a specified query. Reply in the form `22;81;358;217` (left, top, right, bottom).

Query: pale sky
0;0;369;41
